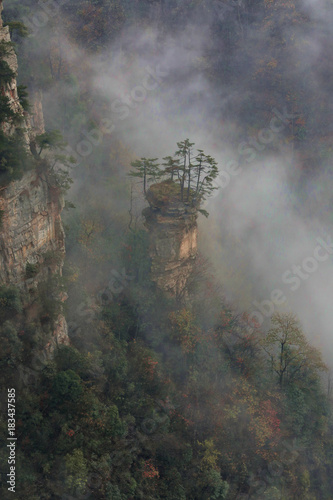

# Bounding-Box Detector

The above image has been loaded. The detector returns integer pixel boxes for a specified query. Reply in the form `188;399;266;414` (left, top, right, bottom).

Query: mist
2;1;333;497
14;0;333;364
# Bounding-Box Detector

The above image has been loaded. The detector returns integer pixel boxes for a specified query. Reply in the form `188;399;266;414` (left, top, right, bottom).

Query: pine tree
128;157;161;194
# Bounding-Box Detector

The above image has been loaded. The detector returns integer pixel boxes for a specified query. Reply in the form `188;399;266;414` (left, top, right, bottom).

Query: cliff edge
0;3;69;359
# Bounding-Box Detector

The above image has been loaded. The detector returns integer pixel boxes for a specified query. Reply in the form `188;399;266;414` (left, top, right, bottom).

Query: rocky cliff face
143;181;198;298
0;22;29;142
0;4;69;353
0;171;65;286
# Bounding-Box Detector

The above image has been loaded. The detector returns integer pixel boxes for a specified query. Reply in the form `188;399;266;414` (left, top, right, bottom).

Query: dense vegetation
0;0;332;499
1;236;332;499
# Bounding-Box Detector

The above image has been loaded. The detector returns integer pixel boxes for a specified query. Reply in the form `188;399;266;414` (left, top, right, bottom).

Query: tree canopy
128;139;219;216
262;313;328;387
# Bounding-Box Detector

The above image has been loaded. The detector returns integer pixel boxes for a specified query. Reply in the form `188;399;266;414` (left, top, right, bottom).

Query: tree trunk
187;151;191;201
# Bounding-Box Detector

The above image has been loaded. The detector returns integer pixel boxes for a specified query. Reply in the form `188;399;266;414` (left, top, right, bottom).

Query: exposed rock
0;24;30;143
0;4;69;353
0;171;65;286
143;181;198;298
46;314;69;354
29;88;45;136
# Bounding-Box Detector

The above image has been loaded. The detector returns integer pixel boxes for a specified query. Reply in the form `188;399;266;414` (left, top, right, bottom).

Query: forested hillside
0;1;333;499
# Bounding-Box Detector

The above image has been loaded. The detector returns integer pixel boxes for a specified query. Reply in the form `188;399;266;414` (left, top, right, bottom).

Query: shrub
64;449;88;495
51;370;84;406
0;41;16;86
42;250;64;267
25;262;40;279
0;285;22;321
17;85;30;111
5;22;29;38
0;129;33;186
0;321;23;367
0;95;16;124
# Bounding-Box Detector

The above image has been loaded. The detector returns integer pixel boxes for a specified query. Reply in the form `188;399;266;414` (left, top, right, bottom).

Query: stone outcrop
0;171;65;286
143;181;198;298
0;20;30;142
0;2;69;354
29;88;45;136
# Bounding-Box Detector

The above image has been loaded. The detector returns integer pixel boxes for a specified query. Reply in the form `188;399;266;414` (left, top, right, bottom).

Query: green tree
0;321;22;368
193;150;219;206
0;129;32;186
51;369;84;408
0;95;16;124
65;449;88;495
0;40;16;86
162;155;180;182
128;140;219;216
17;85;30;111
262;313;327;387
5;21;29;38
0;285;22;321
35;130;67;156
174;138;195;201
128;157;161;195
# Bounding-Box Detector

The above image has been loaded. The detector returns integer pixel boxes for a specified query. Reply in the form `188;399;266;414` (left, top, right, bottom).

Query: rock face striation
0;3;69;352
143;181;198;298
0;172;66;286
